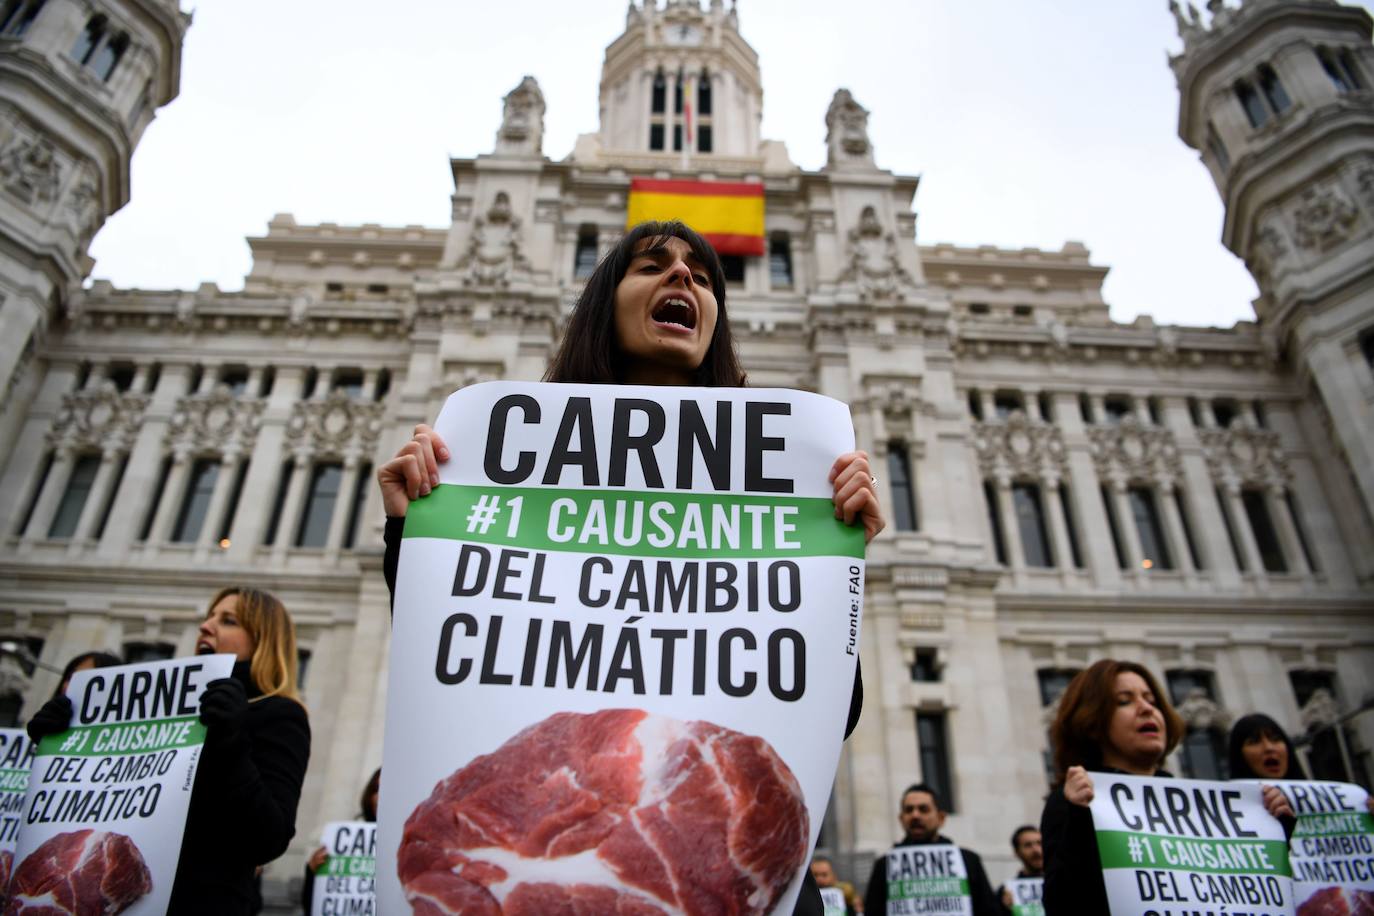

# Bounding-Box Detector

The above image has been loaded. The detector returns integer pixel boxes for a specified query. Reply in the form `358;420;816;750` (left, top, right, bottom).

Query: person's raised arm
377;424;449;518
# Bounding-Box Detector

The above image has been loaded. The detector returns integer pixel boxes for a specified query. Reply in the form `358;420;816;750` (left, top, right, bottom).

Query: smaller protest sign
883;844;972;916
1007;876;1044;916
819;885;848;916
1268;779;1373;912
310;821;377;916
8;654;233;914
1088;772;1294;916
0;727;35;889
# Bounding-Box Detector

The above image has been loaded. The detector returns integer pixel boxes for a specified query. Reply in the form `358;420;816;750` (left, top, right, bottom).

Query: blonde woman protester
26;587;311;915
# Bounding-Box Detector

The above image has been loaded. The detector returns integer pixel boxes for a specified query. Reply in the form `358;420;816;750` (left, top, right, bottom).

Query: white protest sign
8;654;233;914
1088;772;1294;916
1007;877;1044;916
311;821;377;916
379;382;867;915
0;727;35;890
882;845;972;916
1268;780;1373;912
819;885;848;916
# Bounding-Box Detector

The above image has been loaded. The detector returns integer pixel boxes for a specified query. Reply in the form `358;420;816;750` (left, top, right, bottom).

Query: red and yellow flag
626;178;765;256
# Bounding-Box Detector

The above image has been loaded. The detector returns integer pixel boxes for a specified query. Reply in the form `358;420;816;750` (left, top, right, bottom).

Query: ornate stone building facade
1;0;1372;902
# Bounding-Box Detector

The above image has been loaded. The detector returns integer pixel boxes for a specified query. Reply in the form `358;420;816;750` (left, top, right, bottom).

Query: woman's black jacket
168;659;311;915
382;517;863;916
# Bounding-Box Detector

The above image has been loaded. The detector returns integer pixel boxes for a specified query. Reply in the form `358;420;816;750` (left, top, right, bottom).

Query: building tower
1170;0;1374;523
0;0;189;416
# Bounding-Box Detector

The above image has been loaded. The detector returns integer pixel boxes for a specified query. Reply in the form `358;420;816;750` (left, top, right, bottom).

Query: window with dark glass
1103;396;1132;424
139;457;171;541
1318;48;1359;92
1236;80;1269;128
1285;492;1317;572
910;649;940;683
697;71;711;115
672;124;682;152
1212;399;1238;428
217;461;248;546
1147;397;1162;426
298;648;312;689
1013;483;1053;567
17;451;53;536
332;370;364;398
1241;488;1287;572
1252;400;1267;429
968;302;990;316
297;462;343;548
1037;669;1079;708
1187;397;1202;426
1101;485;1127;569
1079;393;1094;424
1012;304;1033;318
1129;486;1172;570
984;481;1006;565
1175;490;1203;570
1360;327;1374;372
263;461;293;546
1;0;47;37
1337;49;1364;91
48;455;100;538
649;123;665;151
1167;670;1227;780
107;365;136;392
1206;123;1231;172
366;283;389;295
673;76;682;114
968;389;984;420
124;642;174;664
344;462;372;549
768;234;792;288
651;71;666;113
888;444;918;532
720;255;745;284
697;125;712;153
574;227;599;280
1215;487;1246;571
91;31;127;81
70;14;105;64
993;391;1024;419
373;369;389;402
1038;393;1053;423
219;367;250;396
916;712;955;813
1257;65;1291;115
1290;670;1336;709
1060;487;1083;568
172;459;219;543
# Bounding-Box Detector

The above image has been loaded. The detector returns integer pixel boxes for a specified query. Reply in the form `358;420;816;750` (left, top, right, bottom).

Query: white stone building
2;0;1373;903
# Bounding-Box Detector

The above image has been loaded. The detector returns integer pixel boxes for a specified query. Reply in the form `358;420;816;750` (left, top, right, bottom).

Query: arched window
70;14;106;65
91;31;128;81
1;0;46;37
1257;64;1291;115
1317;47;1364;93
1235;79;1269;128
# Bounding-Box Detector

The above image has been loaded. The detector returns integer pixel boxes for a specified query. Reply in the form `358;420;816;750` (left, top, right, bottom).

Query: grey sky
87;0;1374;328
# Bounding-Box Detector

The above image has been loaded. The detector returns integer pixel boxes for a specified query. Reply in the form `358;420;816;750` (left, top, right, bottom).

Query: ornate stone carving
166;388;264;456
1291;185;1358;251
457;192;529;288
1198;424;1289;488
0;134;62;204
48;385;150;454
1251;213;1290;281
1298;687;1340;732
495;76;545;157
64;167;101;241
1175;688;1231;731
841;206;911;300
825;89;875;169
973;413;1068;481
1087;417;1182;484
1356;166;1374;214
285;390;384;459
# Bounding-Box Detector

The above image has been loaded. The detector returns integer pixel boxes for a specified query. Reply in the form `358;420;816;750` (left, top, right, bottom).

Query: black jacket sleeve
1039;787;1108;916
961;849;1003;916
203;697;312;865
864;852;887;916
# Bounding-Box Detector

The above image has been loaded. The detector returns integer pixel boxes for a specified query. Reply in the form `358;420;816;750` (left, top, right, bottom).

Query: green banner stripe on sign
0;768;29;789
404;484;866;559
1294;812;1374;836
319;856;376;877
1097;830;1290;876
887;877;970;898
36;716;206;757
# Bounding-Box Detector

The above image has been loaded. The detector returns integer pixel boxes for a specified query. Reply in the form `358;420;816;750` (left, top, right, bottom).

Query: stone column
1109;478;1145;578
147;449;194;544
994;475;1025;575
1222;481;1266;582
361;369;379;402
1054;391;1120;587
980;391;996;421
1156;479;1197;582
195;451;243;557
70;447;124;545
271;454;313;562
21;447;76;543
325;455;363;559
1042;475;1074;575
227;367;308;562
1266;483;1311;578
1088;394;1105;425
1024;392;1042;422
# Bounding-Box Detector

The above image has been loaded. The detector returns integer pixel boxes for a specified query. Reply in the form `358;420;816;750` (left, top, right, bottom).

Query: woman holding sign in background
1229;712;1374;816
376;220;883;916
1037;660;1295;914
25;587;310;916
301;767;380;915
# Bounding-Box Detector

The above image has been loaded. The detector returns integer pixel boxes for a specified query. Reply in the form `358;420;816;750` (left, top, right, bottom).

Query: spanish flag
626;178;765;256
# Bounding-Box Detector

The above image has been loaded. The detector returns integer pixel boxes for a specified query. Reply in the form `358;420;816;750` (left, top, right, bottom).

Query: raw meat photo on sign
379;382;868;915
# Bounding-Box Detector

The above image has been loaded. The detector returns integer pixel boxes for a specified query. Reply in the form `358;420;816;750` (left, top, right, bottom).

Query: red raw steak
1299;886;1351;916
1352;890;1374;916
4;829;151;915
398;709;810;915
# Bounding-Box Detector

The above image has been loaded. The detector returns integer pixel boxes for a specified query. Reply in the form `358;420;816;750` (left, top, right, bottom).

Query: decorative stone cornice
1087;417;1183;485
1175;687;1232;731
1198;424;1290;488
47;385;150;454
165;388;264;457
973;413;1068;482
285;391;384;461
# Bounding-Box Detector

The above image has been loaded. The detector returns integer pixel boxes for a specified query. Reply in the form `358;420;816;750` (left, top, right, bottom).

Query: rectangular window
887;445;918;532
297;648;312;690
916;712;955;813
48;455;101;538
672;124;682;152
139;457;172;541
968;390;984;420
697;77;712;115
1285;492;1317;572
1038;393;1054;423
219;367;250;396
344;463;373;549
2;1;45;36
1037;669;1079;707
993;392;1024;419
768;234;793;288
69;15;102;64
16;451;53;536
263;461;293;546
1338;50;1364;91
1212;399;1238;428
984;481;1006;565
1236;81;1269;128
651;75;666;114
332;370;364;398
1101;486;1127;569
1079;393;1094;424
1258;65;1291;114
697;125;712;153
172;458;219;543
90;32;126;81
649;123;665;151
1103;396;1132;424
1175;490;1204;570
720;255;745;285
1012;483;1053;567
107;365;136;392
296;462;343;548
574;227;599;280
1060;486;1084;568
910;649;940;683
1129;486;1173;570
1241;488;1287;572
1216;486;1246;571
217;461;249;546
1318;48;1355;92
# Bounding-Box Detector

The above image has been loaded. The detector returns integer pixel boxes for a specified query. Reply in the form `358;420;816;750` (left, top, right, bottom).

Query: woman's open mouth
1138;721;1161;737
652;297;696;332
196;640;215;655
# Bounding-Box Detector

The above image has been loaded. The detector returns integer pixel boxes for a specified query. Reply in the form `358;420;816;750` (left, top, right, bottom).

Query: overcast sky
85;0;1374;328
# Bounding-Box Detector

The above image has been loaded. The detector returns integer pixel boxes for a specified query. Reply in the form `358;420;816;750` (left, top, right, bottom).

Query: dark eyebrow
631;243;708;274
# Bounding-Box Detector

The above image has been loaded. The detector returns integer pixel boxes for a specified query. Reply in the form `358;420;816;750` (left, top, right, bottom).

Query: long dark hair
1049;659;1185;783
544;220;746;387
1227;713;1302;779
54;651;122;699
360;767;381;822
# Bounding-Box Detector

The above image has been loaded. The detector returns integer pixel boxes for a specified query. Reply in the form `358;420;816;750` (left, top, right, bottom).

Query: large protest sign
881;845;972;916
1006;877;1044;916
311;821;377;916
0;728;35;890
1089;772;1294;916
379;382;867;914
7;655;232;913
1268;780;1373;913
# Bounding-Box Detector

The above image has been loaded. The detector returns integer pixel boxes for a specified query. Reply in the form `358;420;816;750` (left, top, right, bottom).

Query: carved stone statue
825;89;875;170
841;206;910;299
458;192;529;288
495;76;546;157
0;134;62;204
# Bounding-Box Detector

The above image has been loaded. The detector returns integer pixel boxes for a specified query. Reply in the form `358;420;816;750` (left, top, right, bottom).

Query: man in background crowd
997;825;1043;913
811;856;861;915
863;783;1000;916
